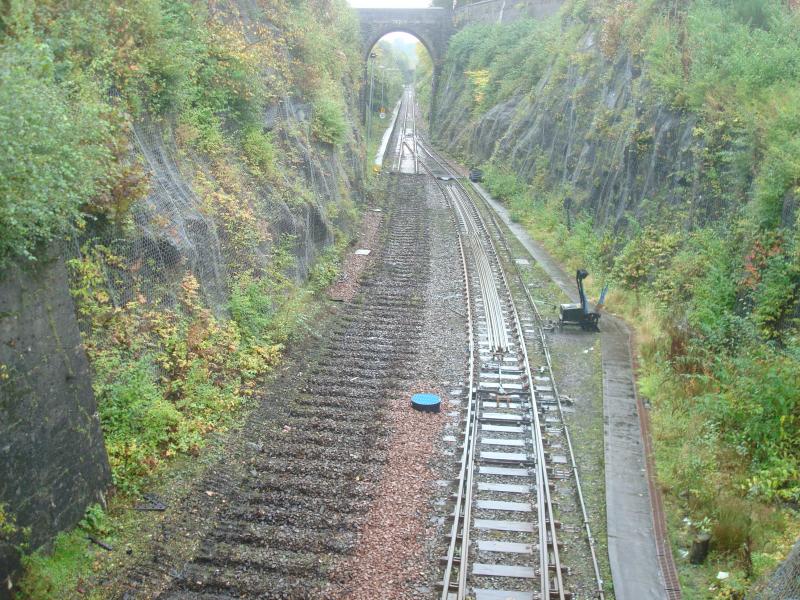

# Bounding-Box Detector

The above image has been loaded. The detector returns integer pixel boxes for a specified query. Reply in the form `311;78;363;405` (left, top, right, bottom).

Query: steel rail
448;231;478;600
417;151;522;598
393;88;419;175
433;141;606;598
447;187;508;354
393;90;410;173
411;92;419;174
454;181;559;600
397;92;407;172
413;154;477;600
416;138;567;600
478;200;607;599
416;148;506;354
405;112;589;599
439;173;500;599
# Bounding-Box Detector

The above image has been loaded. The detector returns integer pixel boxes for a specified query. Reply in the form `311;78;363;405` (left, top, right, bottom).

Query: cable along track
393;86;419;175
400;131;604;600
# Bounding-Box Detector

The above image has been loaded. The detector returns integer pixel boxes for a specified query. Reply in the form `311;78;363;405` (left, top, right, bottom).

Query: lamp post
366;52;377;143
380;65;385;115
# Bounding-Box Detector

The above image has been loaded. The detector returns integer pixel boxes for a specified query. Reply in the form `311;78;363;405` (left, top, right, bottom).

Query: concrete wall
0;253;110;595
454;0;564;26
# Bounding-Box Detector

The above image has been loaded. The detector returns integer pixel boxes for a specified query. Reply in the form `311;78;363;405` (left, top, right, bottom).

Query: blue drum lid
411;393;441;413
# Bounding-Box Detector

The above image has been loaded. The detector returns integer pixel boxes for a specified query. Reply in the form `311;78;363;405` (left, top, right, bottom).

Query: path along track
388;92;605;600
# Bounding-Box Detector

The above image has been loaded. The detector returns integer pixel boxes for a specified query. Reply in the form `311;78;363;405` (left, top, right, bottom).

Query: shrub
444;18;558;110
713;496;753;556
610;227;682;296
481;164;528;205
752;251;800;340
0;503;18;542
93;354;180;493
242;128;277;178
704;350;800;500
312;91;347;145
181;106;226;155
308;240;345;292
229;271;276;343
0;42;111;268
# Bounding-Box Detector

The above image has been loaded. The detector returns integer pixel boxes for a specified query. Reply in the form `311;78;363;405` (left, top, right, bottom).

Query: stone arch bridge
356;7;453;67
355;7;453;123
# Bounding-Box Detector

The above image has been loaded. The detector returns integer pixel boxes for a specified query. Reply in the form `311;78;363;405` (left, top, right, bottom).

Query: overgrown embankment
1;0;365;591
427;1;800;596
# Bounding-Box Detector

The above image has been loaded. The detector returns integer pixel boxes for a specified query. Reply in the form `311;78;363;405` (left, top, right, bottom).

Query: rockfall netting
69;97;360;319
749;537;800;600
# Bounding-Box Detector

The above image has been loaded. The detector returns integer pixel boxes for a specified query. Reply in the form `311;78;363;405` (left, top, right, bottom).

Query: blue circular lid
411;393;440;405
411;393;441;412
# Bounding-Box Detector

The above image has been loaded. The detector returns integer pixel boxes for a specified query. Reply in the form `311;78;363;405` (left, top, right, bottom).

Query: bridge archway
356;7;452;66
356;7;453;125
362;28;441;70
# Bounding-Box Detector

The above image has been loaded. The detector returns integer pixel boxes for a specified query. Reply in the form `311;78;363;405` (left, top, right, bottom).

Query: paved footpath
473;183;673;600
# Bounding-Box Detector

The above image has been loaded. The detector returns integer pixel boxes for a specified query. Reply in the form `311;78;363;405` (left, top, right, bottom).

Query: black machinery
559;269;600;331
468;168;483;183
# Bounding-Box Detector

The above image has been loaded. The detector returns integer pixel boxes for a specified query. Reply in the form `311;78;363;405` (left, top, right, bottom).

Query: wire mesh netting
749;537;800;600
67;114;229;316
131;116;229;305
68;92;360;322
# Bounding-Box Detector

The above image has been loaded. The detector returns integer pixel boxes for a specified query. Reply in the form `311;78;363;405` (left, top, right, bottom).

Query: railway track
121;87;607;600
387;92;605;600
393;86;419;175
120;175;434;600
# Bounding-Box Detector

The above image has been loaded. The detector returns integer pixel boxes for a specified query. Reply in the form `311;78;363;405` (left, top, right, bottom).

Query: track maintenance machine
559;269;602;331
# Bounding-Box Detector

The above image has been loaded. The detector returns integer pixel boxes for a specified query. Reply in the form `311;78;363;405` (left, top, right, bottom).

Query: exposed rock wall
0;0;366;591
0;256;110;592
108;99;363;316
433;28;743;232
431;10;800;595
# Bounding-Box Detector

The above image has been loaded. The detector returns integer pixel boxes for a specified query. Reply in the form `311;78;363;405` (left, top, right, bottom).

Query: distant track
394;87;418;175
388;91;605;600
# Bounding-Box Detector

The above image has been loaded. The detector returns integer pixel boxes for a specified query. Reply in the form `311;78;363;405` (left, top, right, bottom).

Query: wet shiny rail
386;90;605;600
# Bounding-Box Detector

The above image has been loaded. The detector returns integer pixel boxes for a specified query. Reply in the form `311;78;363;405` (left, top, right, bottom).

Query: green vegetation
414;43;434;121
17;505;112;600
441;18;556;113
368;38;413;115
1;0;360;490
481;157;800;598
0;504;21;544
0;0;360;266
241;128;277;178
3;0;362;594
313;90;349;145
438;1;800;595
0;40;112;268
365;36;414;146
67;240;316;495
